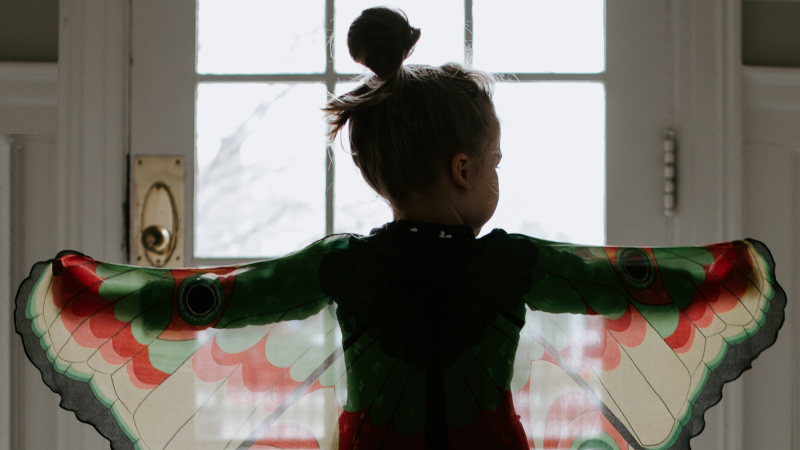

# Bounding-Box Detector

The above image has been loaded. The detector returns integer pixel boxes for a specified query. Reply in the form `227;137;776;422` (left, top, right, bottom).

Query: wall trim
720;1;745;448
742;65;800;450
0;63;57;134
0;134;12;450
794;145;800;450
743;66;800;149
45;0;131;449
0;63;57;106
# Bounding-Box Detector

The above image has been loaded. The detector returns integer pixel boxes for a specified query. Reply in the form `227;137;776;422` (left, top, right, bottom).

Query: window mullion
325;0;335;236
465;0;473;64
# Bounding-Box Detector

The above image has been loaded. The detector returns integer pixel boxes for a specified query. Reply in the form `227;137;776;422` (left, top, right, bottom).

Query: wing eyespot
177;276;226;325
616;248;656;290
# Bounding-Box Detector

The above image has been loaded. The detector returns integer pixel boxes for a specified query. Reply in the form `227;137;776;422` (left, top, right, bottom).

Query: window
194;0;606;258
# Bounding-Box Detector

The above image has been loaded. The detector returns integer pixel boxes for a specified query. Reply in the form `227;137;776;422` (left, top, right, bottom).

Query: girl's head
324;7;501;234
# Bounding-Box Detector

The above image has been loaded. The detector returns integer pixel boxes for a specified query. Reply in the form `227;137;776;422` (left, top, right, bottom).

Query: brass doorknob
141;225;172;254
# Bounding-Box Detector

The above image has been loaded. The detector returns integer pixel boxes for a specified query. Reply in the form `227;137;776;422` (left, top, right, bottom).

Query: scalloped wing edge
643;238;786;450
14;251;136;450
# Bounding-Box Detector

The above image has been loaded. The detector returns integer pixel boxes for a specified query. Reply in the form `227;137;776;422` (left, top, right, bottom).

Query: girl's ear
450;153;472;191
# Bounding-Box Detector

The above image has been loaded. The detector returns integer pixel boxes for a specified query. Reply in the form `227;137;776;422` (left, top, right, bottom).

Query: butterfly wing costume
15;221;785;450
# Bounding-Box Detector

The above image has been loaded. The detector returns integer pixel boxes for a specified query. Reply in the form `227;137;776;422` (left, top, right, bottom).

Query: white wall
740;66;800;449
9;133;109;450
0;54;114;448
0;61;61;450
8;134;64;450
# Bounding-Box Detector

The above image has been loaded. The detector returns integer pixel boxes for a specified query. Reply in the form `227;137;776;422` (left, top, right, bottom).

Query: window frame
193;0;607;264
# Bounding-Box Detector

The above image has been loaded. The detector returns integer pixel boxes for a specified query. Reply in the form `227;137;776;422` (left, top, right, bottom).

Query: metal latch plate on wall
132;156;185;267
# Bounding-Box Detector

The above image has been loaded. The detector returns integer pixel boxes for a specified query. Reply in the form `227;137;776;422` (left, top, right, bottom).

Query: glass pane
197;0;325;74
334;0;464;74
473;0;605;73
481;82;605;245
332;83;394;235
196;83;327;257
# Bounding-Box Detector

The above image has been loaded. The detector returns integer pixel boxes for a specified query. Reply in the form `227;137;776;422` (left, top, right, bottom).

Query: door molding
0;134;12;450
670;0;744;449
30;1;131;449
56;0;130;262
670;0;743;246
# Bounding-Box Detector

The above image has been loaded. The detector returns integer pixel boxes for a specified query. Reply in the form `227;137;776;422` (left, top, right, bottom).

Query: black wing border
619;238;787;450
673;239;786;449
14;251;135;450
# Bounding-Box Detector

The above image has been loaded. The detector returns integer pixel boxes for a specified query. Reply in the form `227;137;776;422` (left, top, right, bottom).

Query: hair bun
347;7;421;79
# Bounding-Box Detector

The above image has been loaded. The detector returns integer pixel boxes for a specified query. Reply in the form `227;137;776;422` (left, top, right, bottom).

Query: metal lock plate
132;156;185;267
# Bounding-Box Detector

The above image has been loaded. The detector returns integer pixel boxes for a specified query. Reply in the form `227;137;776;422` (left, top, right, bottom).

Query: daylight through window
195;0;606;258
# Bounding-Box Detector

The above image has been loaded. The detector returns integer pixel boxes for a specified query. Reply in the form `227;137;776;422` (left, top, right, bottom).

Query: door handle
132;157;185;267
141;225;172;254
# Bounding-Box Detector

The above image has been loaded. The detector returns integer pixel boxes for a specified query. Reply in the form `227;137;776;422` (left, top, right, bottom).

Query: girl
15;6;784;450
323;8;526;448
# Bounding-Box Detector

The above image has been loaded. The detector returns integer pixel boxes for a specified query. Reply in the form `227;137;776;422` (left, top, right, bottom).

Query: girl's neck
392;189;473;234
393;207;464;227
